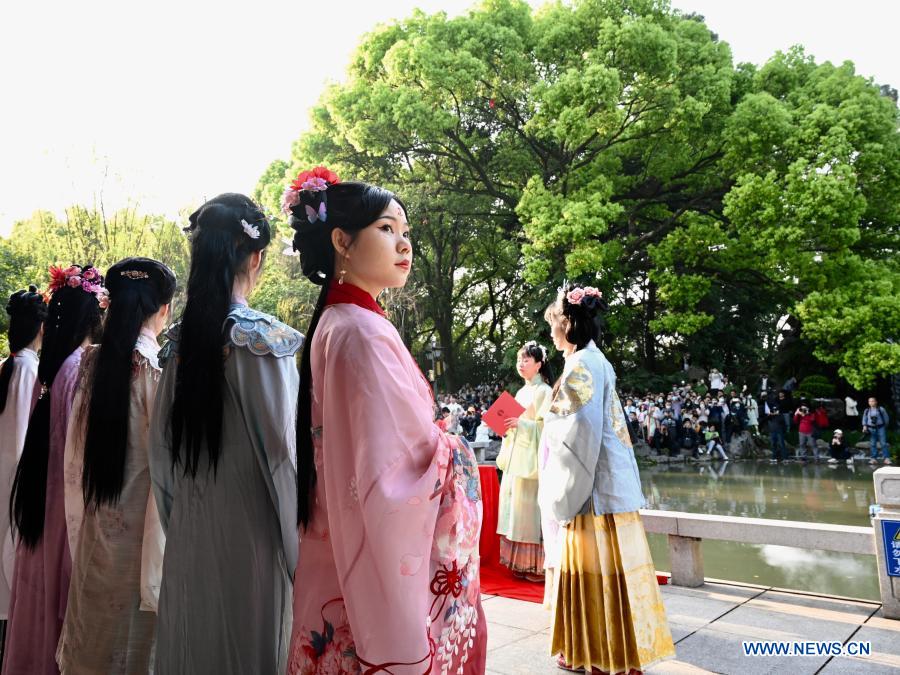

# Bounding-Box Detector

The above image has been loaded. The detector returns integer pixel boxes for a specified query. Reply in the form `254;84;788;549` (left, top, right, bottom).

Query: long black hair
11;270;103;548
519;341;554;384
170;193;271;477
82;258;176;508
1;286;47;414
288;179;403;529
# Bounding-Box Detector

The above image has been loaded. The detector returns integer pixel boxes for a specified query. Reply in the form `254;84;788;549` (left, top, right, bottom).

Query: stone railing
640;509;874;587
641;469;900;619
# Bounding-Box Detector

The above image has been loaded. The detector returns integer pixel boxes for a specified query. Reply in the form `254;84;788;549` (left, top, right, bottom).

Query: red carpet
478;465;545;603
480;561;546;603
476;465;666;604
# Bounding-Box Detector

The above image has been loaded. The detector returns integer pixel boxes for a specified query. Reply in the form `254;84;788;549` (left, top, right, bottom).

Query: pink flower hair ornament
281;165;341;221
47;264;108;307
565;285;602;305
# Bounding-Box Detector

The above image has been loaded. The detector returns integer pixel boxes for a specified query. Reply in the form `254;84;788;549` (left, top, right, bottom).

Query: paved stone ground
483;580;900;674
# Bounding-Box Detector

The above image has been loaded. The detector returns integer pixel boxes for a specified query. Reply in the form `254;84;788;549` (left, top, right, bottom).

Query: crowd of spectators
435;383;504;442
435;371;891;465
620;379;761;461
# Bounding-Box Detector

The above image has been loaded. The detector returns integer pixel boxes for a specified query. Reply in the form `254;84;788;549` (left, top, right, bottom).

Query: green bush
797;375;835;399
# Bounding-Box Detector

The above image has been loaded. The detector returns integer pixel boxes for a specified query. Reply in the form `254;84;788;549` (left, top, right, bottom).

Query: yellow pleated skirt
550;512;675;673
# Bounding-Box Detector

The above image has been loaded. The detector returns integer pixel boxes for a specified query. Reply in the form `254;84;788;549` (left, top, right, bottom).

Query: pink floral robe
288;300;486;674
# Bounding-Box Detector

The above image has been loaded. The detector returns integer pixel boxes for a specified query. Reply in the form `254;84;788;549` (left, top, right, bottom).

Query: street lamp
425;337;443;399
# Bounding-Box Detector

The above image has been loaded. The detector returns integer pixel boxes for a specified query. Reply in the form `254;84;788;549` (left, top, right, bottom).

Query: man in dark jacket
681;419;699;458
660;410;680;456
460;406;481;442
765;400;788;462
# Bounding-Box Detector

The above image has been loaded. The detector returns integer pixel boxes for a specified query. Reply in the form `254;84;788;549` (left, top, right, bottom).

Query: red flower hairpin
282;165;341;220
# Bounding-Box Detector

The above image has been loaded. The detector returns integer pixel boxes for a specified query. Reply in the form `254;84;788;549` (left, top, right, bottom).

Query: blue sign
883;520;900;578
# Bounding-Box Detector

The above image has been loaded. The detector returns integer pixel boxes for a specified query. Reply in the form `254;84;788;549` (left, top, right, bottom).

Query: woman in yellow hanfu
496;341;553;580
539;284;675;673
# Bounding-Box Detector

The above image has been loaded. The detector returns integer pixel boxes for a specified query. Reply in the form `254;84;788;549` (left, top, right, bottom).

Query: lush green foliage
255;0;899;389
0;205;300;346
2;0;898;393
797;374;836;399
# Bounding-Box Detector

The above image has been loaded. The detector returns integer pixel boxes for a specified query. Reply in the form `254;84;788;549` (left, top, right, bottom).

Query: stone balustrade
640;470;900;619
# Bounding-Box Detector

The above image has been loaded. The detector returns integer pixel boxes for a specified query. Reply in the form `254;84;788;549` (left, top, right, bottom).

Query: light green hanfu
496;374;552;574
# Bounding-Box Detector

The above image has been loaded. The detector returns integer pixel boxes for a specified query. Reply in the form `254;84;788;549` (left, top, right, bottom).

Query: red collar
325;279;385;317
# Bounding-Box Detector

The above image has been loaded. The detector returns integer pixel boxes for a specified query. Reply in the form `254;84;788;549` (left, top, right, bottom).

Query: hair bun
6;287;48;320
580;293;606;316
187;194;271;252
105;257;177;304
290;216;333;285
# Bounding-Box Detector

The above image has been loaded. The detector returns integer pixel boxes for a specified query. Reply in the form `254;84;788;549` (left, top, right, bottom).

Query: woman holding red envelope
495;341;553;581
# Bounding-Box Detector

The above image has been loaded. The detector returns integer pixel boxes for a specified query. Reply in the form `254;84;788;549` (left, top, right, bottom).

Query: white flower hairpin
524;340;548;361
241;219;261;239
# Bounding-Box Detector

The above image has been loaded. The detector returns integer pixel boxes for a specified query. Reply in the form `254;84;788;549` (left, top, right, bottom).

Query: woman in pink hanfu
284;169;487;674
4;265;104;675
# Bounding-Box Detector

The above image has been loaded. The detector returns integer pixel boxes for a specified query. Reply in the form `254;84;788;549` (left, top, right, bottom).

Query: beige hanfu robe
56;330;165;674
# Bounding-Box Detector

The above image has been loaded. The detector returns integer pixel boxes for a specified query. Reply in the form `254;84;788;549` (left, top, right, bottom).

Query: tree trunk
435;310;456;393
644;280;658;372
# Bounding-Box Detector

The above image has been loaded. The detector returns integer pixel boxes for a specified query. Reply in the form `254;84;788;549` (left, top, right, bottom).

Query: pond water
640;460;881;601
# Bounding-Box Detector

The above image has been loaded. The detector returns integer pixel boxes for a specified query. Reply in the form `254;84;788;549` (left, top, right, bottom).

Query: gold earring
339;268;346;285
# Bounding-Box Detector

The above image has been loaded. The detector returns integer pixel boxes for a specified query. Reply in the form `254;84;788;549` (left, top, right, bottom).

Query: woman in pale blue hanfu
539;284;675;674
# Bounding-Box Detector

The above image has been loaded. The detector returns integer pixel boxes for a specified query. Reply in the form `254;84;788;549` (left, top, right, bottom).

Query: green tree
0;204;191;339
256;0;900;389
719;50;900;387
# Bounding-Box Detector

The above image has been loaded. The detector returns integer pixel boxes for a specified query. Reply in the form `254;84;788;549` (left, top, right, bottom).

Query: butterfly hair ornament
281;165;341;225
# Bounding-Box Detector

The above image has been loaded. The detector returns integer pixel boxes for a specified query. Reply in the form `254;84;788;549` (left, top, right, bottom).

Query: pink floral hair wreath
47;264;109;308
281;165;341;225
558;281;603;308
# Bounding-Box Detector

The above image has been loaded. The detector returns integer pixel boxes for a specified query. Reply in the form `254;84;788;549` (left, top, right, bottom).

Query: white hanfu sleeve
538;359;603;524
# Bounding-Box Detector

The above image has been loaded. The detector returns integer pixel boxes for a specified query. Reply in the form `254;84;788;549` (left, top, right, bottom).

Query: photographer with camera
794;404;819;460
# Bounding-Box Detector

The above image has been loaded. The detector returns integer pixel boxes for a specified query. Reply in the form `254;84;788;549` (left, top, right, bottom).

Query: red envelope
482;392;526;437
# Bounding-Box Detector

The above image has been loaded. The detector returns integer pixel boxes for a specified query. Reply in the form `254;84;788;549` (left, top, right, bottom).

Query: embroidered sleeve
609;391;634;450
549;361;593;416
227;306;304;358
539;358;605;523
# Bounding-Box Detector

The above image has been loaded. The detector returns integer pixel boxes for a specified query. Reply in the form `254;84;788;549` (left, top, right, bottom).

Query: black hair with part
1;286;47;414
288;179;404;529
519;341;554;384
169;193;271;478
11;274;103;548
82;257;176;509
